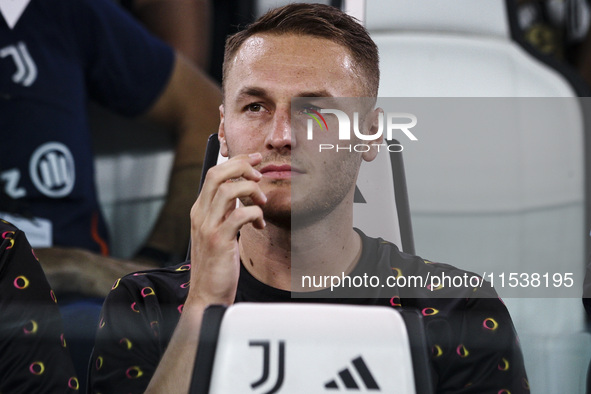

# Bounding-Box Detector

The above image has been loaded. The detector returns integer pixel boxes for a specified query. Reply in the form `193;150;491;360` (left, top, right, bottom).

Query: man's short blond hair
222;3;380;97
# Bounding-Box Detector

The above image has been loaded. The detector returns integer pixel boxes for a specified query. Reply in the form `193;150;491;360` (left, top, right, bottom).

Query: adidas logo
324;356;380;391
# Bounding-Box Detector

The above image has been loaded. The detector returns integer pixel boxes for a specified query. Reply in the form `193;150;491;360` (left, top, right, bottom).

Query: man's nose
265;109;293;152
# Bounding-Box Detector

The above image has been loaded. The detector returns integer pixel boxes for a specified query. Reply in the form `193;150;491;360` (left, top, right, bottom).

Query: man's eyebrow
296;90;332;98
236;87;268;100
235;88;333;100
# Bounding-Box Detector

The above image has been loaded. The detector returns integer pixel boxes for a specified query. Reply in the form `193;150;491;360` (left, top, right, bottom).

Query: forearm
141;162;202;261
131;0;211;70
145;153;265;390
141;53;222;260
35;247;157;297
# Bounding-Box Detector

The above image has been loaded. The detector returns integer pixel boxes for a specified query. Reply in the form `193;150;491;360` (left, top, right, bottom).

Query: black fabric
136;246;175;268
0;220;78;393
90;230;529;394
208;0;256;83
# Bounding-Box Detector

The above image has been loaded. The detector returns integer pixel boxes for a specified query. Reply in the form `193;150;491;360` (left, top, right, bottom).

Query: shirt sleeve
0;220;79;393
70;0;175;116
422;294;530;393
392;256;529;393
89;275;169;394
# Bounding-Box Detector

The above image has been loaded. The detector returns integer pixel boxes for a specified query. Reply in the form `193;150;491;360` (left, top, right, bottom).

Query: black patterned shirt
90;229;529;394
0;220;78;393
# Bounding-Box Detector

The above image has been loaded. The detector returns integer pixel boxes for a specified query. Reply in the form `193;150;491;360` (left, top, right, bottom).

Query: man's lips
259;164;303;178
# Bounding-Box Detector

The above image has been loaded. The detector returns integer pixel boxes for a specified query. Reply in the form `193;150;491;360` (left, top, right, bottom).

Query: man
90;4;529;393
0;0;222;295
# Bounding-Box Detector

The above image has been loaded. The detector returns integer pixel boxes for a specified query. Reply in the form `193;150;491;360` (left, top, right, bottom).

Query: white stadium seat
352;0;591;392
190;303;432;394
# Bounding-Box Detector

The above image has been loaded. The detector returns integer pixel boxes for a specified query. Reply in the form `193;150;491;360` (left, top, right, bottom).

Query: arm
144;153;267;393
90;266;205;394
137;52;223;264
428;295;529;393
35;247;156;297
89;270;178;394
35;3;221;295
76;0;221;265
89;153;266;393
130;0;211;70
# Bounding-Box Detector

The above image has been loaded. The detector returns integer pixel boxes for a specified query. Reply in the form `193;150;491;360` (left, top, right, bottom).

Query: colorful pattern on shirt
90;230;529;394
0;219;78;393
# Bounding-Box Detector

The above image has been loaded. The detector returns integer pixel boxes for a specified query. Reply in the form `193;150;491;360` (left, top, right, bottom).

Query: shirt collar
1;0;31;29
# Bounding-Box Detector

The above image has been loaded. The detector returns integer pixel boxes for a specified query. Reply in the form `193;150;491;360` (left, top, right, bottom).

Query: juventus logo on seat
249;340;285;394
0;41;37;87
325;356;380;391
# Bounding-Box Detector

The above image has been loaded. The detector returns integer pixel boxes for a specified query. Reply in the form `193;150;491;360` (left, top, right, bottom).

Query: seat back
191;303;432;394
356;1;590;392
362;0;587;97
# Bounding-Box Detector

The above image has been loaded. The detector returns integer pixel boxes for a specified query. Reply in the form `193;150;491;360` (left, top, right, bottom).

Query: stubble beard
231;146;362;231
239;178;292;229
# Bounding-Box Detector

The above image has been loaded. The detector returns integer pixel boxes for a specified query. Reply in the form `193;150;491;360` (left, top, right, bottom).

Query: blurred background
4;0;591;392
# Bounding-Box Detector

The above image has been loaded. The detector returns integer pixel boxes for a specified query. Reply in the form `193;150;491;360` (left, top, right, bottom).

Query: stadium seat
352;0;591;392
191;304;433;394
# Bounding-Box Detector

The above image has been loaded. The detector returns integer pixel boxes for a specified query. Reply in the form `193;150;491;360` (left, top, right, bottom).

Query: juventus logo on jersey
0;41;37;87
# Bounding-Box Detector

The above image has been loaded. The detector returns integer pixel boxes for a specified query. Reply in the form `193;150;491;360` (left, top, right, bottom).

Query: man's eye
299;105;321;114
246;103;263;112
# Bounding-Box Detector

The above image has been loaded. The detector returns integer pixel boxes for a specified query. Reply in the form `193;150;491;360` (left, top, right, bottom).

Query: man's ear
218;104;229;157
362;107;384;163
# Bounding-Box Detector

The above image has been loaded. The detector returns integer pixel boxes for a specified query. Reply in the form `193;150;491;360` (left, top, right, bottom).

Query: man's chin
238;197;292;229
262;211;292;229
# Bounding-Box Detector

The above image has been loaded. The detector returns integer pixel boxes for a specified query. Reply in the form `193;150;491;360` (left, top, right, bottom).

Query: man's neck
238;203;362;291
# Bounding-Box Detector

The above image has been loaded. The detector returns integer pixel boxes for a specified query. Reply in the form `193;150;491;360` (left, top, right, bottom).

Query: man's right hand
143;153;267;394
187;152;267;307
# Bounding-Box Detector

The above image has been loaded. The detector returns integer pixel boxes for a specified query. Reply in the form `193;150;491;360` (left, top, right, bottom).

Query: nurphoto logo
305;108;418;152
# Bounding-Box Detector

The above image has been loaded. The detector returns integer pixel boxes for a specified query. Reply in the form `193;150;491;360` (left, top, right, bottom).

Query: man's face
219;33;378;227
